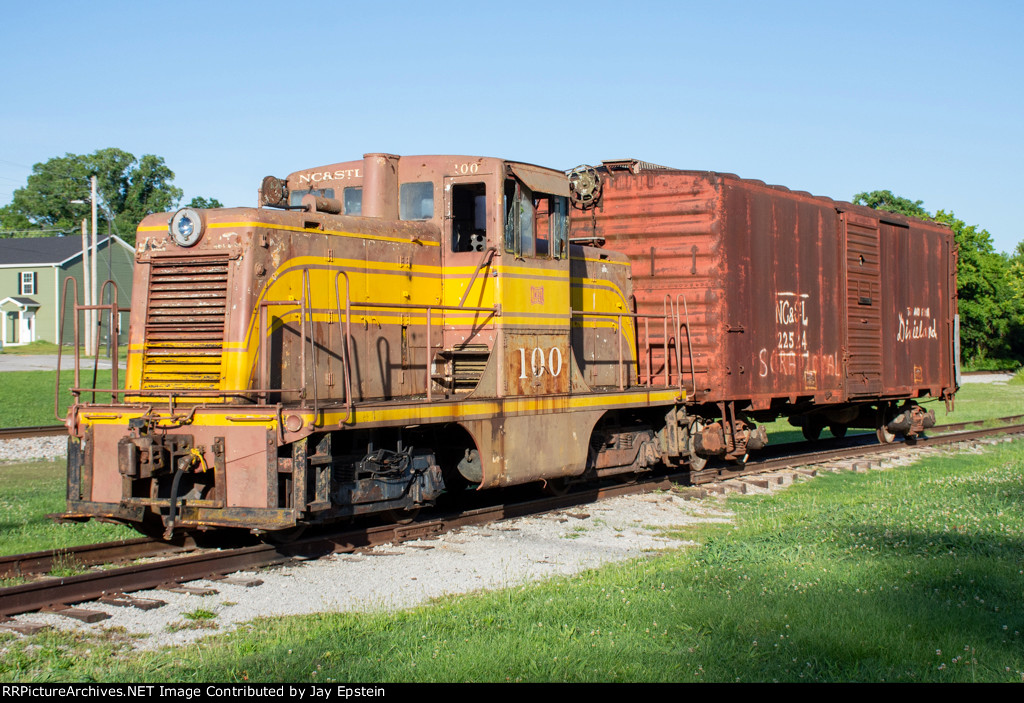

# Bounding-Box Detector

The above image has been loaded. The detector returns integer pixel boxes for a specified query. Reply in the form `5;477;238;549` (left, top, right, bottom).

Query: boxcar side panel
719;180;845;408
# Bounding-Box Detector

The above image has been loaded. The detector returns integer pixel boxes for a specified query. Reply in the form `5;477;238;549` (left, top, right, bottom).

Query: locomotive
61;154;958;538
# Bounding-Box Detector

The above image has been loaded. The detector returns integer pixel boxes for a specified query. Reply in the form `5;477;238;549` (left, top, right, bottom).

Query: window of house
19;272;36;295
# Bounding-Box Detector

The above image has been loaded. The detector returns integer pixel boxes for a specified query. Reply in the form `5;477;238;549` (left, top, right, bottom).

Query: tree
187;196;224;209
852;190;931;220
0;148;184;245
934;210;1022;364
855;190;1022;366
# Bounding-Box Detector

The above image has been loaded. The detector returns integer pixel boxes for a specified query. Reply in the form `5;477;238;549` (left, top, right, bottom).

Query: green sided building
0;235;134;347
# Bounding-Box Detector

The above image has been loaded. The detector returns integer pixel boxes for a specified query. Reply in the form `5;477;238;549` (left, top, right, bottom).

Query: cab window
504;179;568;259
289;188;335;207
451;183;487;252
400;182;434;220
343;187;362;215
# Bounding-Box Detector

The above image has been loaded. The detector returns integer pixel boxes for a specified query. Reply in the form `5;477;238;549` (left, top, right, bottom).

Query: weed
184;609;217;621
49;552;86;578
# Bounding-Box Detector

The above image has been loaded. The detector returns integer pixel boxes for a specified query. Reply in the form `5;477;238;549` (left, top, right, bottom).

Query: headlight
169;208;204;247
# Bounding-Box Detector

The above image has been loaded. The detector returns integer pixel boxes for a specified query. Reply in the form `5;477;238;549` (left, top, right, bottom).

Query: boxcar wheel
876;425;896;444
688;448;708;471
830;424;847;438
802;424;822;441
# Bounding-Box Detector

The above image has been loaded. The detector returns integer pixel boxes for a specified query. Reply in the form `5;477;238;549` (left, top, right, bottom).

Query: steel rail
690;423;1024;484
0;536;195;580
0;545;288;618
0;425;67;440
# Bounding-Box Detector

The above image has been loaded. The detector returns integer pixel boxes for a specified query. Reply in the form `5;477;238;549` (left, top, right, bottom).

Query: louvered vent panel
141;258;229;391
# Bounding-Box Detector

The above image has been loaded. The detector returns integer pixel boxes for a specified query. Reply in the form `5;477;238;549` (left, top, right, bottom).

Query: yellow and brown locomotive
62;154;958;538
64;154;686;537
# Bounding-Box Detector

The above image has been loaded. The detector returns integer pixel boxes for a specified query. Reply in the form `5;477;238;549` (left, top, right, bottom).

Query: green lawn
0;369;114;426
761;381;1024;445
0;460;136;562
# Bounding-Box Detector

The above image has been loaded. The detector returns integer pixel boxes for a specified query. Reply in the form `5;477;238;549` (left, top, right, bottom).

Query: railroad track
0;535;198;581
0;425;66;440
3;413;1018;444
2;417;1023;627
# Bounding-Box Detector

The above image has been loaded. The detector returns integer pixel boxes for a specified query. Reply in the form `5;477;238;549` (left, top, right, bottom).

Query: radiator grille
141;257;229;392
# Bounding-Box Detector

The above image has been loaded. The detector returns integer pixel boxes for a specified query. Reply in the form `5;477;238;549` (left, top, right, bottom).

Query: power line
0;158;32;169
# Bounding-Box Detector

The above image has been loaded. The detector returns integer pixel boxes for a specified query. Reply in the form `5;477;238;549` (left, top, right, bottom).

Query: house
0;235;134;347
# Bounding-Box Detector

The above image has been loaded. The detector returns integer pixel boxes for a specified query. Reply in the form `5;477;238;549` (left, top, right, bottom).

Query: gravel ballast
7;491;735;651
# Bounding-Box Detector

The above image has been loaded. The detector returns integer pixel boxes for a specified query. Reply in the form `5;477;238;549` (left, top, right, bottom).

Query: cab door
438;166;499;394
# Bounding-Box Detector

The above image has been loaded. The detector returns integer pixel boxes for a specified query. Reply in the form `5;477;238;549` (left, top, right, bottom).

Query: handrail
301;268;319;419
675;293;697;396
257;291;499;413
99;280;121;403
457;246;497;308
663;296;674;388
569;307;679;394
56;278;128;420
55;279;80;422
333;271;355;425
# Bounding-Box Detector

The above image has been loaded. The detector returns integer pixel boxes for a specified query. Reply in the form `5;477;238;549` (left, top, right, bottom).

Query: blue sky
1;1;1021;253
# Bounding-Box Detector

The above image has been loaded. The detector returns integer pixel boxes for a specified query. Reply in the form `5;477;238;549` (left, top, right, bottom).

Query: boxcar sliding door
843;212;883;396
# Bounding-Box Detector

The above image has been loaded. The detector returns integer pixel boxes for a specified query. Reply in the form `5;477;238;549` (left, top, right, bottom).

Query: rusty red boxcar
569;159;958;461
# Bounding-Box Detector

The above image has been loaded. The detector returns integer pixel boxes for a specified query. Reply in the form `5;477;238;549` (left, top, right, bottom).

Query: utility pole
81;218;93;356
90;175;99;358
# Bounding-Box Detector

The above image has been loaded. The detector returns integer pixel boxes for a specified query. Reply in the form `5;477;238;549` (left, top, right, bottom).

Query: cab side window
451;183;487;252
400;182;434;220
504;179;568;259
343;187;362;215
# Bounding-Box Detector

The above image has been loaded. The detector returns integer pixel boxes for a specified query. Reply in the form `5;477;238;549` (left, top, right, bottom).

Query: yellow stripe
571;254;630;267
332;388;683;425
79;388;683;430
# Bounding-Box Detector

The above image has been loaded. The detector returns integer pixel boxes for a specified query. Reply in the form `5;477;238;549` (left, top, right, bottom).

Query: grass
2;438;1023;682
759;380;1024;445
961;357;1020;373
0;341;128;359
0;370;113;427
0;459;137;557
0;341;61;356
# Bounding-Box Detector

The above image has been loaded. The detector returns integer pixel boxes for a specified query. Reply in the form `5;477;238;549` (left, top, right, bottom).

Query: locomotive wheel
542;478;571;496
265;525;307;544
383;508;421;525
802;423;822;441
829;424;847;438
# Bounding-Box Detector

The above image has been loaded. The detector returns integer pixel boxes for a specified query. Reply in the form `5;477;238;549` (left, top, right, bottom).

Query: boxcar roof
596;159;949;232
